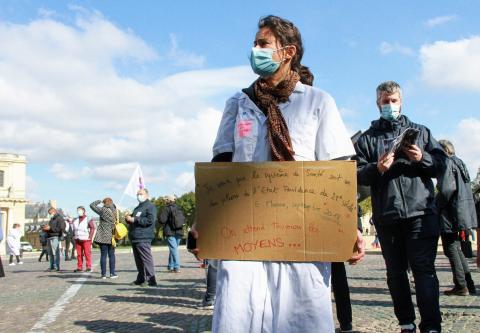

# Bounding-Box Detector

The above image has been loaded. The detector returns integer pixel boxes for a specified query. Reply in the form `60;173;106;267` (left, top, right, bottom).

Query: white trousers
212;261;334;333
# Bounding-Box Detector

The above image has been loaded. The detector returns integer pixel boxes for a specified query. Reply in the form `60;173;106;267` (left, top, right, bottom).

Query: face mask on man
137;194;147;203
250;47;287;78
77;210;84;217
380;103;401;121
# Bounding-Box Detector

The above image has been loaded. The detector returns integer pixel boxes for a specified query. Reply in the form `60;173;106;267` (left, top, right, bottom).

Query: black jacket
436;155;478;232
46;213;65;238
160;204;184;237
129;200;157;243
354;115;445;225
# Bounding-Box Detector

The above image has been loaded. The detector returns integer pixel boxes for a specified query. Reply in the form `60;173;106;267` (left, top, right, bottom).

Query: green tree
358;196;372;216
175;192;196;227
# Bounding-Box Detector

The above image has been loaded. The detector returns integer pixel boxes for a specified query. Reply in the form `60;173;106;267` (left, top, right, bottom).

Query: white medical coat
211;82;355;333
7;228;21;256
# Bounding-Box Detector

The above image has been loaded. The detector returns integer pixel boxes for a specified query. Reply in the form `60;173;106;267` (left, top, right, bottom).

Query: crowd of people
1;13;480;333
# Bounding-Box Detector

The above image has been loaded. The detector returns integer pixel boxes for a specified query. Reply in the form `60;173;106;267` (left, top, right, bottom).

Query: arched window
0;170;4;187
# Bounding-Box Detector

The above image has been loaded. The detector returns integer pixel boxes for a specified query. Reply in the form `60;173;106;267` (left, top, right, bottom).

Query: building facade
0;153;27;256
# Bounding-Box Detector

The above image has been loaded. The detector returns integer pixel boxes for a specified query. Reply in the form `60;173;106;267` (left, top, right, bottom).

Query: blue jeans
47;237;60;270
167;235;182;270
99;244;116;277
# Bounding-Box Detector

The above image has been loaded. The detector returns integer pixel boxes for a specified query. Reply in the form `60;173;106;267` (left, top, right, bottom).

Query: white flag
124;164;146;198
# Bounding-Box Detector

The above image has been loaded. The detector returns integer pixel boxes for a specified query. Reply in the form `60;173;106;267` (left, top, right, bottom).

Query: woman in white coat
192;15;365;333
7;223;23;266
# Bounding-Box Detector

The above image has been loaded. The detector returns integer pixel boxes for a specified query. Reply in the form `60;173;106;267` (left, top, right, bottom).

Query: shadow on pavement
127;286;204;299
100;294;200;309
74;320;162;333
349;286;390;295
141;311;212;332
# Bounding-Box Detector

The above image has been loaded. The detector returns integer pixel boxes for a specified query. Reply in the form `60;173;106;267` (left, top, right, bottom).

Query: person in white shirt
192;15;365;333
7;223;23;266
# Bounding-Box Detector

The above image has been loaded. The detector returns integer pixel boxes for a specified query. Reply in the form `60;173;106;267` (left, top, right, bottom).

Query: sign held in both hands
195;161;358;262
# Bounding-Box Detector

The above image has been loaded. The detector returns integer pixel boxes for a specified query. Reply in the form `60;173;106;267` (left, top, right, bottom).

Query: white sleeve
212;97;239;157
315;93;355;160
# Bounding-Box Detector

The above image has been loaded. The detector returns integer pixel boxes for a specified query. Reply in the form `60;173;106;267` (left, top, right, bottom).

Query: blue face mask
380;103;401;121
250;47;284;78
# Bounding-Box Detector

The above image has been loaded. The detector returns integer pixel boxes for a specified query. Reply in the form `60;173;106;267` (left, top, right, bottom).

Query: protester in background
73;206;95;273
91;198;118;279
160;195;185;273
38;230;49;262
370;217;381;249
332;205;364;332
191;15;364;333
198;260;218;310
7;223;23;266
436;140;477;295
125;188;157;287
43;207;65;271
354;81;445;333
64;218;76;261
472;167;480;268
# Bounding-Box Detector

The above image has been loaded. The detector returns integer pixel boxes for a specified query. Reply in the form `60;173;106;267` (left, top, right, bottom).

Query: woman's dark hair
258;15;314;85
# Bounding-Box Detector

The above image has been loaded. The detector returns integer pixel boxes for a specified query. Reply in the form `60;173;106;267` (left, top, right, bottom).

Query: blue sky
1;1;479;215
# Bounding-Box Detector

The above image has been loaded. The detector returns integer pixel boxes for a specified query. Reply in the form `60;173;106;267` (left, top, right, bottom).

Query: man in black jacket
160;195;185;273
43;207;65;271
354;81;445;333
125;188;157;287
436;140;477;295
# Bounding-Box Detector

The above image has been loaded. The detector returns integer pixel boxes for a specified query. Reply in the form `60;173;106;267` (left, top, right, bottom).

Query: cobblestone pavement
0;246;479;333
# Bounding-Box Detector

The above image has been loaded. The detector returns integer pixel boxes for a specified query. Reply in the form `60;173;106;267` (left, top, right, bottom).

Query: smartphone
187;231;197;250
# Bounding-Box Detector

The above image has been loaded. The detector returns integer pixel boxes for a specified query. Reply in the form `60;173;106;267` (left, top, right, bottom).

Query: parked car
20;241;33;252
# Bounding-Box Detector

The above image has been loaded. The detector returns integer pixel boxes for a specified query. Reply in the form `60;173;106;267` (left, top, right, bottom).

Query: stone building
0;153;27;256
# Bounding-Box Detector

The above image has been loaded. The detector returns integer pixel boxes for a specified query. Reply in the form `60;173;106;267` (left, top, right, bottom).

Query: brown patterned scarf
253;71;299;161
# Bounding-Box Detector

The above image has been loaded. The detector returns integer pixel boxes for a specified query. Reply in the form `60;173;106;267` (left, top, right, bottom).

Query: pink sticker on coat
238;120;253;138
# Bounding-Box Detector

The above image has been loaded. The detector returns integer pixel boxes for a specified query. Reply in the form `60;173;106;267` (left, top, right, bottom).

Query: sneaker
8;262;15;266
109;274;118;279
340;323;353;332
173;268;180;273
400;324;416;333
148;281;158;287
101;276;107;280
86;268;92;272
18;261;24;265
444;287;469;296
130;280;148;287
73;269;83;273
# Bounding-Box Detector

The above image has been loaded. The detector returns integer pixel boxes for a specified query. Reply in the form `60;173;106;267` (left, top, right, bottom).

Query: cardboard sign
195;161;358;262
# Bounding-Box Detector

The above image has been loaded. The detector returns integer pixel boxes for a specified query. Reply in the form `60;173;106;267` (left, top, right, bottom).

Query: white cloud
174;172;195;194
26;175;40;201
420;36;480;91
450;118;480;177
168;33;205;68
0;10;255;169
379;42;414;56
424;15;458;28
50;163;85;180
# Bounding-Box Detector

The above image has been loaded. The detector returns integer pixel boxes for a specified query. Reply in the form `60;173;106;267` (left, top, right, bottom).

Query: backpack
169;206;185;230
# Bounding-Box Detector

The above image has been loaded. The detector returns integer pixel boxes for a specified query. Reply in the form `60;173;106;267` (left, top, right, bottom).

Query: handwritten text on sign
195;161;358;262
